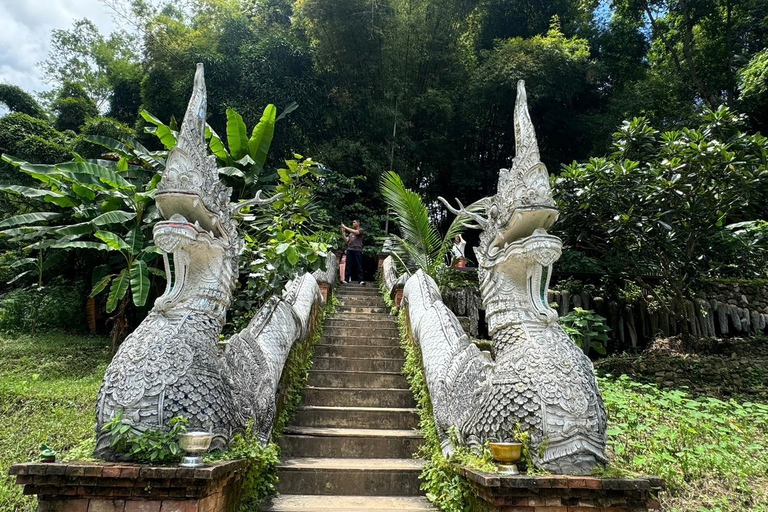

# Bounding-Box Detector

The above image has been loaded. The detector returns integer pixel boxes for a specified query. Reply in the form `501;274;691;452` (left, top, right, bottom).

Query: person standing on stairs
342;219;365;285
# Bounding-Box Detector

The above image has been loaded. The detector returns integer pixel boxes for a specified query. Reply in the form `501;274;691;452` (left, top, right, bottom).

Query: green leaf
50;240;110;251
0;212;63;228
82;135;134;159
92;211;137;226
95;231;130;251
0;184;70;202
57;162;134;190
130;261;150;306
226;108;249;160
10;258;36;269
207;131;233;165
248;104;277;172
126;228;144;256
286;246;299;266
141;110;177;150
106;269;129;313
91;274;113;297
276;101;298;122
219;167;245;178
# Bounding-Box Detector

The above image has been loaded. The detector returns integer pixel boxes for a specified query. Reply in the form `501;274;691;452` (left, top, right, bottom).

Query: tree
554;107;768;338
0;85;46;119
52;82;99;132
39;18;141;110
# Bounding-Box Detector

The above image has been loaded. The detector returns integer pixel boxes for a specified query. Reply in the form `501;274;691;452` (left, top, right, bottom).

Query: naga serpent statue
94;64;323;457
401;81;607;474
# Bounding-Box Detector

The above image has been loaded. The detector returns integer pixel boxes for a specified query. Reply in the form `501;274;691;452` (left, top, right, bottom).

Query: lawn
0;332;110;512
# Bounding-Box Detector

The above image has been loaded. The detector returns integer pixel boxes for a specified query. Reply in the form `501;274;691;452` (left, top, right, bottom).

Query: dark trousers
345;250;364;282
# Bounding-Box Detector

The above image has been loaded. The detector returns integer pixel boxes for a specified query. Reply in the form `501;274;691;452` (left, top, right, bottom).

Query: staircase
262;284;436;511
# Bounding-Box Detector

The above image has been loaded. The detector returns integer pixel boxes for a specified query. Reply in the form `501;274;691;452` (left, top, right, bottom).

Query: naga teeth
193;199;199;208
194;221;201;229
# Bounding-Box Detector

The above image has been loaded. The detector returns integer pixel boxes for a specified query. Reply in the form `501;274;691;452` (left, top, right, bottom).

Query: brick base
10;461;245;512
318;282;332;303
462;468;664;512
394;287;404;307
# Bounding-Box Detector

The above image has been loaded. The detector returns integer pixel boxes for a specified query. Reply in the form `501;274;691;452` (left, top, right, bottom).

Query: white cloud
0;0;117;97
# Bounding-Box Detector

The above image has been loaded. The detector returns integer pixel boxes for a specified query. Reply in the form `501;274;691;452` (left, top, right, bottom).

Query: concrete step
320;335;401;347
314;344;405;360
308;370;408;389
261;495;436;511
292;406;420;430
312;356;405;373
279;427;423;458
301;387;417;408
338;296;387;307
323;326;400;338
337;284;380;293
325;318;398;328
335;306;390;315
329;313;394;323
276;458;424;496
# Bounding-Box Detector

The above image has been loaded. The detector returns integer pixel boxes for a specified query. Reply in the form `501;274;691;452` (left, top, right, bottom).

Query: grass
0;332;110;512
599;374;768;512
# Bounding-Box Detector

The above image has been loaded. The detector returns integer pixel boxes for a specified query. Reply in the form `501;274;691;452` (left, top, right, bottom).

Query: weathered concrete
291;406;420;430
311;356;405;373
262;494;435;511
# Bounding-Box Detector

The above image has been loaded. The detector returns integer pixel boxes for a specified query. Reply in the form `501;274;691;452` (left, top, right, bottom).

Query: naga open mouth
156;191;227;241
487;206;559;259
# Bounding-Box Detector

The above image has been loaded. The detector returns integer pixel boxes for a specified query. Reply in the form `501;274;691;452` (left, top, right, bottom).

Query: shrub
0;282;86;333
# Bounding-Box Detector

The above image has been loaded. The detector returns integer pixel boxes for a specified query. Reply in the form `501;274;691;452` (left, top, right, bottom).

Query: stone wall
9;461;244;512
462;468;664;512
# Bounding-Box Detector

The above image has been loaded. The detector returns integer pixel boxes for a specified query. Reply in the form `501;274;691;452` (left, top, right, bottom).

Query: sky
0;0;117;99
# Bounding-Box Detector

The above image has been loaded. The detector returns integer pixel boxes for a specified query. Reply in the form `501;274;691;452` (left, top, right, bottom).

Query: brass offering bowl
179;432;213;468
489;442;522;474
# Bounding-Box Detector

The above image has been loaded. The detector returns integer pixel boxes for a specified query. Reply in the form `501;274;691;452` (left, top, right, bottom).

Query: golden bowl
489;442;522;464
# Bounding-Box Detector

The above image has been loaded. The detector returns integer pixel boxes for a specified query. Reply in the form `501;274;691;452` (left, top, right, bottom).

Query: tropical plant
0;135;165;350
230;155;328;330
380;170;478;278
559;308;611;357
102;412;188;464
141;102;295;202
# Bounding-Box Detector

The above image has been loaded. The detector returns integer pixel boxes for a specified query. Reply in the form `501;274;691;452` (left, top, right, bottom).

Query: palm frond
380;171;442;272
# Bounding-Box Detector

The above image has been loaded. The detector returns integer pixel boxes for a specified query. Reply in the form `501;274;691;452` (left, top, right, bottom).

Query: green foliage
0;85;46;119
555;108;768;337
101;413;187;464
72;117;137;159
559;308;611;356
381;171;478;278
600;374;768;510
0;332;110;511
52;82;99;132
0;282;86;333
206;425;281;509
234;156;328;323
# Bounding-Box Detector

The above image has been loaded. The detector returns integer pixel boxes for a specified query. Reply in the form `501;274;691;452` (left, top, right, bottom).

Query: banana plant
0;136;164;350
142;102;297;201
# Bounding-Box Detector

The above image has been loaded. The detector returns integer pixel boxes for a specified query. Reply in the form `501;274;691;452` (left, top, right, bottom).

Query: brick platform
462;467;664;512
9;460;246;512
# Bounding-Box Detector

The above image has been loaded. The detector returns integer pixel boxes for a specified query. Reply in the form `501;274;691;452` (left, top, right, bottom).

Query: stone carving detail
95;64;322;457
402;81;607;474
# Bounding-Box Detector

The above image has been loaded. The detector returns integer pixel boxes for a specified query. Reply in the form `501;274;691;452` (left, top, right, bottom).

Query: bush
0;282;86;333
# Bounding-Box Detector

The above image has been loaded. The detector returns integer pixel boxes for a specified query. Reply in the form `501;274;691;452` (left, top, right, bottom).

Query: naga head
441;81;559;263
152;64;278;314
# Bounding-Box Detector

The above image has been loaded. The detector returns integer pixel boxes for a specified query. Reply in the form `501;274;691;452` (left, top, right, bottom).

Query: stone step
292;406;420;430
325;318;398;328
312;356;405;373
337;284;380;293
278;427;423;458
335;306;390;315
323;326;400;338
308;370;408;389
301;387;417;408
329;313;394;322
314;344;405;360
276;458;424;496
261;495;436;511
338;296;387;307
320;335;401;347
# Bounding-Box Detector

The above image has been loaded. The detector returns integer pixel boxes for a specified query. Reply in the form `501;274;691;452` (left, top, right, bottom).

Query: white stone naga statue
94;64;325;457
402;81;607;474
